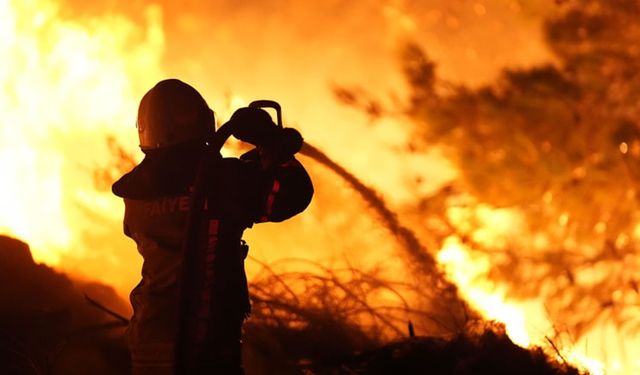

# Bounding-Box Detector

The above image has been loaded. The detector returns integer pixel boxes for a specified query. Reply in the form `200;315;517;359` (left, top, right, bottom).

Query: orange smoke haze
3;0;636;374
0;0;553;293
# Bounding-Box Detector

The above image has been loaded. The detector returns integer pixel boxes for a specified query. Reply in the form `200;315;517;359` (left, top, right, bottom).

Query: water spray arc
252;98;474;332
298;141;476;333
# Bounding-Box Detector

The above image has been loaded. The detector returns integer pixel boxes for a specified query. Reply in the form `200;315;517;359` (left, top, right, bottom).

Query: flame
438;205;640;375
0;1;638;374
437;236;531;347
0;0;162;268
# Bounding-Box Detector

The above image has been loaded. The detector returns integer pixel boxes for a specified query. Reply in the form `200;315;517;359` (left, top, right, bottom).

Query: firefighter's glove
259;127;303;168
228;107;279;146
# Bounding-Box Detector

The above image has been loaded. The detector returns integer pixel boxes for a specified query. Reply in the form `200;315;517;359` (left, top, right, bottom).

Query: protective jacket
113;143;313;374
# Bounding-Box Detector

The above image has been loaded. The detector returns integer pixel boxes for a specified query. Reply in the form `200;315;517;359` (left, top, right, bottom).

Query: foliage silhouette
335;0;640;340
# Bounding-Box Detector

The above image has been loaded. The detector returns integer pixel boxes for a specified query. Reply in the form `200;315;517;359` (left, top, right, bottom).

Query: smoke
149;0;554;201
1;0;560;352
55;0;554;201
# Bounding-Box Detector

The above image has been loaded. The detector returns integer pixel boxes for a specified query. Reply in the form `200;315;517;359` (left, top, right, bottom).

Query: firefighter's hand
227;107;279;146
258;127;303;169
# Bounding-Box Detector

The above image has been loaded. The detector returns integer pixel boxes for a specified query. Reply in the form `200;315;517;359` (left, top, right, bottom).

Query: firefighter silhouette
112;79;313;374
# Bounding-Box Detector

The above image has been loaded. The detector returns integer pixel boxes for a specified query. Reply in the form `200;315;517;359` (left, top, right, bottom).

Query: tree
348;0;640;339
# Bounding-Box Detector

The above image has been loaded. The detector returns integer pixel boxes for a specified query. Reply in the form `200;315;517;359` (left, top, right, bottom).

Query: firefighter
112;79;313;374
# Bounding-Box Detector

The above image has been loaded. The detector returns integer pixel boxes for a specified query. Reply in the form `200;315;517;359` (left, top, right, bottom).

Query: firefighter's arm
227;106;313;222
240;144;313;223
257;157;313;223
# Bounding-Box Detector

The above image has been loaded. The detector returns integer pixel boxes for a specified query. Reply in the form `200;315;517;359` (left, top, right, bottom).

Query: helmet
137;79;214;151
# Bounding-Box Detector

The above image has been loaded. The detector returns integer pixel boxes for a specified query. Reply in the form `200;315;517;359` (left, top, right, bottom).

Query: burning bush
243;259;583;375
310;321;582;375
333;0;640;370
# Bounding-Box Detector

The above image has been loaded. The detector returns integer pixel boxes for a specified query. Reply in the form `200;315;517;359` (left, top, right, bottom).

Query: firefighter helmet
137;79;214;151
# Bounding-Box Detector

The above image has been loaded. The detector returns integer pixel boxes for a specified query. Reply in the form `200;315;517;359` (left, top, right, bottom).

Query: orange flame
1;1;638;374
0;0;161;272
438;204;640;375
